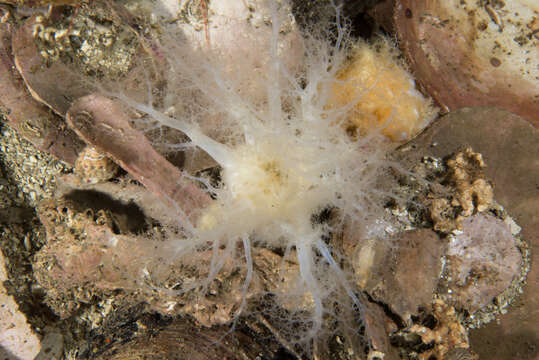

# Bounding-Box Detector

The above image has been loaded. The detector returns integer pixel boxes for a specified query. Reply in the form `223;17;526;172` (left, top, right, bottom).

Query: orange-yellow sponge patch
331;41;437;142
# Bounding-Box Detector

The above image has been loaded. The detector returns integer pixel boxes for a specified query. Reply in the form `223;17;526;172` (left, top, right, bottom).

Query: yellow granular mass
331;41;437;142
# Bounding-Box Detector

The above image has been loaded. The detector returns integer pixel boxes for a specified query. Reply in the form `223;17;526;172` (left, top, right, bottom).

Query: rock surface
444;214;522;313
394;107;538;360
353;229;444;322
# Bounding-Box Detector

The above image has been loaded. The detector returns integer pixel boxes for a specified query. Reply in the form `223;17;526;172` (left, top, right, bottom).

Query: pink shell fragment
0;22;82;164
66;93;211;221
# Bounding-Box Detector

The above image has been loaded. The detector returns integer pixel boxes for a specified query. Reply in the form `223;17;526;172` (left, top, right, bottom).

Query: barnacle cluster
32;8;137;76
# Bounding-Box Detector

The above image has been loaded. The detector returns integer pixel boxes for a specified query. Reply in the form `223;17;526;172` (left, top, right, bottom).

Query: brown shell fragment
66;93;211;221
351;229;444;322
394;1;539;126
0;22;82;164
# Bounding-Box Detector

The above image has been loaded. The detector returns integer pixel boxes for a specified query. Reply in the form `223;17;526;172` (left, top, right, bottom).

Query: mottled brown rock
34;197;147;318
353;229;444;321
394;1;539;126
0;22;82;164
393;107;538;360
34;197;252;322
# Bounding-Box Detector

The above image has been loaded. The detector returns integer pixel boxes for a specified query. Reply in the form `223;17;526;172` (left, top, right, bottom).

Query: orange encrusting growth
330;42;437;142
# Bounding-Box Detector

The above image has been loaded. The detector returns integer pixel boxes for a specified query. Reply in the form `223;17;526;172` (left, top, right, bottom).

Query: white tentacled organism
111;0;402;353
